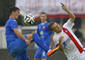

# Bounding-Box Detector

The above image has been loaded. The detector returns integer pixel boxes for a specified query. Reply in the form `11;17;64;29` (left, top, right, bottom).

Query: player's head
9;7;20;19
49;22;62;33
40;12;47;23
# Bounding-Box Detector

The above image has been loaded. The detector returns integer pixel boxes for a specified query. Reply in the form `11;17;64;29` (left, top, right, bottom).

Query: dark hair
40;12;46;15
9;7;20;14
48;22;55;31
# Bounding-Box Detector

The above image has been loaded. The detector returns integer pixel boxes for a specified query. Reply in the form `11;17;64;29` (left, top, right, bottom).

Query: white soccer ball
24;14;35;24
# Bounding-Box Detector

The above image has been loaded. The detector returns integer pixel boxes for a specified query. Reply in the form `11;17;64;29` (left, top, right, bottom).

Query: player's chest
38;25;48;33
53;32;69;43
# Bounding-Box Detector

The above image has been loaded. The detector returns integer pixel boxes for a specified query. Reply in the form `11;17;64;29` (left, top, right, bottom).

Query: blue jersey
37;22;53;46
5;18;18;47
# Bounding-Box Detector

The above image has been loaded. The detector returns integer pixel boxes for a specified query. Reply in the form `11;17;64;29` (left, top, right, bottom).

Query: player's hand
25;39;30;45
61;3;67;11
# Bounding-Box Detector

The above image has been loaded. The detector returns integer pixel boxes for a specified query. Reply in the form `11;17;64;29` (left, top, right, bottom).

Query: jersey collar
41;21;47;25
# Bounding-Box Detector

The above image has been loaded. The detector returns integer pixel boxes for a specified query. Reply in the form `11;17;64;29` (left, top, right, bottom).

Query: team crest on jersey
43;26;45;29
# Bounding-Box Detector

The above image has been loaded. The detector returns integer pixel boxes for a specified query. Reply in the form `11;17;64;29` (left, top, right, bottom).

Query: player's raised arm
61;3;75;22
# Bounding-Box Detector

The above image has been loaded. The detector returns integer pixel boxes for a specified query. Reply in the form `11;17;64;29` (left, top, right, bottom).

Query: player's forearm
14;29;26;41
65;8;75;20
59;40;64;51
61;3;75;22
59;44;64;51
59;36;64;51
16;32;26;40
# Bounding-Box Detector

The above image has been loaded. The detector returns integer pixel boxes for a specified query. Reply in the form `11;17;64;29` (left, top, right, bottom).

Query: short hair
48;22;55;31
40;12;46;15
9;7;20;14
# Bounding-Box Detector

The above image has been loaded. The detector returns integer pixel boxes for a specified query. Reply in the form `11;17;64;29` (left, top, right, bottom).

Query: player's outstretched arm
61;3;75;22
50;34;54;49
59;36;64;51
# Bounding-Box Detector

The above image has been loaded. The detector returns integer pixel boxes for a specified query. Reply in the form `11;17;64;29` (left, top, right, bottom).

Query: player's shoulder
44;22;50;27
38;23;41;26
10;19;17;24
37;24;42;29
6;18;16;24
63;19;74;29
8;18;17;22
46;22;50;24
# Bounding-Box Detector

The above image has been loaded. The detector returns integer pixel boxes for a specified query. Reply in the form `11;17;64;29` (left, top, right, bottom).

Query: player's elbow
70;14;75;22
72;14;75;20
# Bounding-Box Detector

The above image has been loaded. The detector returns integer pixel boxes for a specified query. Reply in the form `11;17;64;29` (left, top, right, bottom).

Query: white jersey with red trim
53;19;85;60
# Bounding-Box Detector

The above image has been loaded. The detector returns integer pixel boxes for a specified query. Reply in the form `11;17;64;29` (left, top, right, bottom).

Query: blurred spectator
62;18;68;25
48;18;62;24
62;18;82;29
82;39;85;48
47;18;56;23
74;18;82;28
0;0;15;26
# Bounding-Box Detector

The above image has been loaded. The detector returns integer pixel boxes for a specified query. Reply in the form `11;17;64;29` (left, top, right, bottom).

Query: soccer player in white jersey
48;3;85;60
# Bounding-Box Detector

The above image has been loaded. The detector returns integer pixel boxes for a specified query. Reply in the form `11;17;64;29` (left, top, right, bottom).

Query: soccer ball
24;14;35;24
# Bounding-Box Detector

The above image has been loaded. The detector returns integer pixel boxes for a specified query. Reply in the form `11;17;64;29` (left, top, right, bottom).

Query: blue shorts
7;35;29;60
15;53;29;60
34;47;47;58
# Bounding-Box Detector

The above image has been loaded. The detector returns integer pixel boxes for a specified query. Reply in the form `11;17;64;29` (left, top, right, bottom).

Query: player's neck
55;30;62;34
9;15;16;20
41;21;46;23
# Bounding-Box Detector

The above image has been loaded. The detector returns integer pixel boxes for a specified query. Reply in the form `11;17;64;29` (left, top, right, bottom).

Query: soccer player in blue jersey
5;7;58;60
34;12;54;60
5;7;31;60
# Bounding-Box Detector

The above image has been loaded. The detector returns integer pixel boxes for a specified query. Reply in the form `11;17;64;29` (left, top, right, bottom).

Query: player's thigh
11;38;27;50
8;38;27;56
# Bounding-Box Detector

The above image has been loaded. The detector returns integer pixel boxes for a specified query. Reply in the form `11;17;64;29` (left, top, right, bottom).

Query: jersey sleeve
10;20;18;29
63;19;74;29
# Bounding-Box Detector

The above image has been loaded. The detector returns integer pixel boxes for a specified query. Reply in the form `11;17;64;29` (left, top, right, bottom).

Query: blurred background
0;0;85;60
